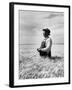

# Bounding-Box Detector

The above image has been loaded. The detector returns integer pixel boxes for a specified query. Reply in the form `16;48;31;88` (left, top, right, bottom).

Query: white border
14;4;69;86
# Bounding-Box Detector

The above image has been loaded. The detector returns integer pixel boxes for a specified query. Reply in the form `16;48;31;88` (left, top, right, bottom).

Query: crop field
19;44;64;79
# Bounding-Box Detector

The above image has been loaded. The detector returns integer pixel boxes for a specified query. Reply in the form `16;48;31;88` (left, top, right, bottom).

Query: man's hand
37;48;41;52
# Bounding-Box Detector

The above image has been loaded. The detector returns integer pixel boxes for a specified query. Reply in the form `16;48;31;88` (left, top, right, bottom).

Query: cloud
44;13;64;19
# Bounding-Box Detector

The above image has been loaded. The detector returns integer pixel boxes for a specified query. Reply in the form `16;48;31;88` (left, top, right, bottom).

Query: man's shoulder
47;37;52;41
46;37;52;43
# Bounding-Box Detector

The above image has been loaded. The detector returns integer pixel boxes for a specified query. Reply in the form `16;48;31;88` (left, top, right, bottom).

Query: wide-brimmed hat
43;28;50;35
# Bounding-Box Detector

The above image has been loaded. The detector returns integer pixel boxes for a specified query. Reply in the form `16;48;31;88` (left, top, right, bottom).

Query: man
37;28;52;58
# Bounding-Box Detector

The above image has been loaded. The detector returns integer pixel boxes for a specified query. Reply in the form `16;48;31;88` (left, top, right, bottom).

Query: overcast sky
19;10;64;45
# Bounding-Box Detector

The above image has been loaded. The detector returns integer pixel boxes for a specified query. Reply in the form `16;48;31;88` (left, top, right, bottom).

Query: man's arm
40;38;52;52
37;40;44;52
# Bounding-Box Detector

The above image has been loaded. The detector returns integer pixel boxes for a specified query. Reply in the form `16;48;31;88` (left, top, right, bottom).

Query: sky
19;10;64;45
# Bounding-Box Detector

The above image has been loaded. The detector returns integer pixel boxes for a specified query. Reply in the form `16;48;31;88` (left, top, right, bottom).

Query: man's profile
37;28;52;58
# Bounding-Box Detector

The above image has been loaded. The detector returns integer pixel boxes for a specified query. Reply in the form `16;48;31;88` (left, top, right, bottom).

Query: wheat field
19;44;64;79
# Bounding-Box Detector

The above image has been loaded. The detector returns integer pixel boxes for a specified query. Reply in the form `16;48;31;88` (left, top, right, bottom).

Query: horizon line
19;43;64;45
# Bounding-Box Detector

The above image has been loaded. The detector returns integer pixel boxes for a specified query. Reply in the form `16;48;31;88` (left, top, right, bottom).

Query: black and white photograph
9;2;70;87
19;10;64;79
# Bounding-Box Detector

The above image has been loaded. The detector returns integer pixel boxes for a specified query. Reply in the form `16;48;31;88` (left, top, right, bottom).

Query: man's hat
43;28;50;35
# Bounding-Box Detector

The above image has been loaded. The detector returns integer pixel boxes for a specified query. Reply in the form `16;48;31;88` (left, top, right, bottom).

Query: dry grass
19;54;64;79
